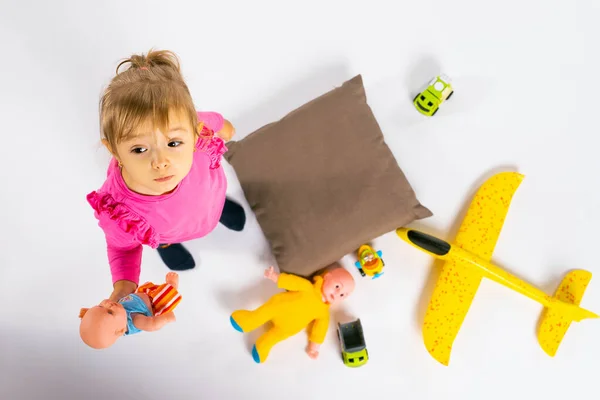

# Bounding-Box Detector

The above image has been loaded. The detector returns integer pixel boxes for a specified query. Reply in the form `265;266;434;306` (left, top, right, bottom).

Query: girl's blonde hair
99;49;198;153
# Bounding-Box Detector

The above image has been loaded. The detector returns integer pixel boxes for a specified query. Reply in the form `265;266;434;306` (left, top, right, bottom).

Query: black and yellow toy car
337;319;368;367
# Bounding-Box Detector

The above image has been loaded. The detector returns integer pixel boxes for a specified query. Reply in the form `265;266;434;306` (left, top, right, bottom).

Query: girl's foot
219;198;246;232
157;244;195;271
165;272;180;289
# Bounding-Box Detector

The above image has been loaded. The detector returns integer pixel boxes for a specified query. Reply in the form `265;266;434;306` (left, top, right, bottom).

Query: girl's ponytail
116;49;182;76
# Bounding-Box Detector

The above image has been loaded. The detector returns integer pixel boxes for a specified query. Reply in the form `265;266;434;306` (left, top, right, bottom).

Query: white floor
2;1;599;399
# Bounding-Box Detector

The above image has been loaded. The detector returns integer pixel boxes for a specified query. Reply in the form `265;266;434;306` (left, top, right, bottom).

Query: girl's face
108;109;196;196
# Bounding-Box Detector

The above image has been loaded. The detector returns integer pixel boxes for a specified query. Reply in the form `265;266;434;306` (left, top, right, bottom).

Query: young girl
87;49;246;302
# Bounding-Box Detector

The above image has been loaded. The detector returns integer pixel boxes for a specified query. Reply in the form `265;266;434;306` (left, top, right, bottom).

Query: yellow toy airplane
396;171;598;366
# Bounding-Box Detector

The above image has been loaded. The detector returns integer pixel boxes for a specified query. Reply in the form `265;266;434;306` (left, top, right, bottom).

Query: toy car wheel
446;90;454;100
432;108;439;116
358;268;366;277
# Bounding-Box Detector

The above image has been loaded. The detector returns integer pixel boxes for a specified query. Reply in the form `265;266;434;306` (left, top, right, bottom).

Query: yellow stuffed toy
230;264;355;363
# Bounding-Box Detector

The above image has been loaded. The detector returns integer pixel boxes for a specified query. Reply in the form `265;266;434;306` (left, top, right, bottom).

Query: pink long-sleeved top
87;112;227;285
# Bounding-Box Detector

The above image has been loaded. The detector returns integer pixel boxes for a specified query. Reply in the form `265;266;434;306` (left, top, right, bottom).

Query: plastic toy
337;318;368;367
355;244;385;279
230;264;355;363
413;74;453;116
79;272;182;349
396;171;598;366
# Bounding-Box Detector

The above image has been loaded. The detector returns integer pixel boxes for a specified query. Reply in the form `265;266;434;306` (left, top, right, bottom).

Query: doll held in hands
79;272;182;349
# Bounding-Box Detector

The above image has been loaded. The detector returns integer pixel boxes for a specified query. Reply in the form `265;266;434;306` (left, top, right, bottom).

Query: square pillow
224;74;432;277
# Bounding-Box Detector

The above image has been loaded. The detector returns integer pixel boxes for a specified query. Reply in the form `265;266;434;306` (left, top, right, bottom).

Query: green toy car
413;74;454;116
337;319;368;367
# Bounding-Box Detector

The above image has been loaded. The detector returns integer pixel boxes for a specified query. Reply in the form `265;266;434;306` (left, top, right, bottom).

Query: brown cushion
224;74;432;276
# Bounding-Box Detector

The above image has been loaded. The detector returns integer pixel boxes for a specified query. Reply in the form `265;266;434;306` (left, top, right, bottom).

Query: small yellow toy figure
79;272;182;349
230;264;355;363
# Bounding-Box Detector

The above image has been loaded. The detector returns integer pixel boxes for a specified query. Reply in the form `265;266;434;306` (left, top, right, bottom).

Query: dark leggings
218;198;246;232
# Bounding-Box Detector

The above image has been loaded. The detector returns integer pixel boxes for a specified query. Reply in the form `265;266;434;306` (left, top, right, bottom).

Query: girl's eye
131;147;147;154
168;141;182;147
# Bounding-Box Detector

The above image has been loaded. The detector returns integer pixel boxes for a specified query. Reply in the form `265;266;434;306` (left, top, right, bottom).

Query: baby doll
79;272;182;349
230;263;355;363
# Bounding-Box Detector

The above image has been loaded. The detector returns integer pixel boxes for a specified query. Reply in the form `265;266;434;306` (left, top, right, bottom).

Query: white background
1;0;599;399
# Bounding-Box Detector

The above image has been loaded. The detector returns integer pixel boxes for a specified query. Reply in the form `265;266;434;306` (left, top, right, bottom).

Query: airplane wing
423;172;524;365
455;172;524;258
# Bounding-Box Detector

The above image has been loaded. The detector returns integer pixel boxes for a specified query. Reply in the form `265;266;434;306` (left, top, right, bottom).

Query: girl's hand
109;280;137;302
216;119;235;142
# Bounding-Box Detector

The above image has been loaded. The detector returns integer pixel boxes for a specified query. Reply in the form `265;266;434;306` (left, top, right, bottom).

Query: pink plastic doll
79;272;182;349
230;263;355;363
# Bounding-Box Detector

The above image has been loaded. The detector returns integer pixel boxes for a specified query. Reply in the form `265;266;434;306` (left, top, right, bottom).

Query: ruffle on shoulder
87;191;160;248
195;124;227;169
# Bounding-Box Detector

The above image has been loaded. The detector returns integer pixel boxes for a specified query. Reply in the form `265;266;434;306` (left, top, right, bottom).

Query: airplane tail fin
537;270;598;357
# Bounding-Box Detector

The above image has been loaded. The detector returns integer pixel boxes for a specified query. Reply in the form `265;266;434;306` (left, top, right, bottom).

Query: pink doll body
230;264;355;363
79;272;182;349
